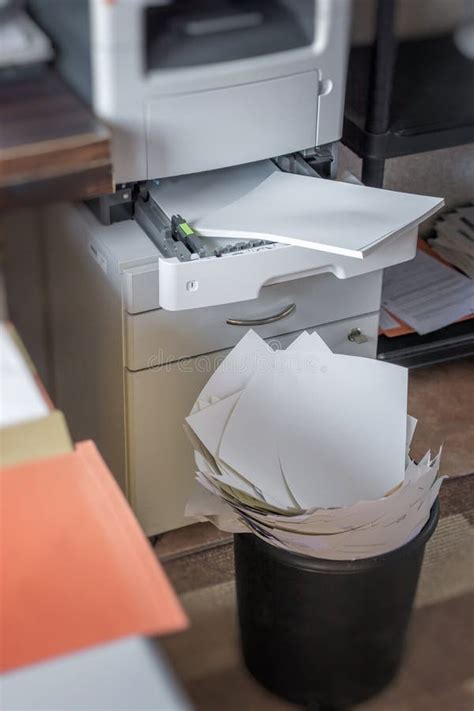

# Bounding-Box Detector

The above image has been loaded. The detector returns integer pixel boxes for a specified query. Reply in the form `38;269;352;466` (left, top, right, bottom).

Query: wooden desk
0;71;113;208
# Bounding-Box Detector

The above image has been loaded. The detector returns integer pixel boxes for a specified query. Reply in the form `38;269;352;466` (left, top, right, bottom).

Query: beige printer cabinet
44;204;381;535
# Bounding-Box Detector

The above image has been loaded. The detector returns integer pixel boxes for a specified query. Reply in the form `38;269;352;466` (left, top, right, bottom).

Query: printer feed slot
135;192;272;263
144;0;314;71
134;194;193;262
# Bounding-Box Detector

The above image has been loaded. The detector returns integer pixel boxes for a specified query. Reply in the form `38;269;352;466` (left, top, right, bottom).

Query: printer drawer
124;271;382;370
125;312;378;535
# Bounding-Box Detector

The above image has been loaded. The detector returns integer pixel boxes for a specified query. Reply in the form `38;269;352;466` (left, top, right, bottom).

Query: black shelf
344;1;474;368
377;320;474;368
344;32;474;162
342;0;474;191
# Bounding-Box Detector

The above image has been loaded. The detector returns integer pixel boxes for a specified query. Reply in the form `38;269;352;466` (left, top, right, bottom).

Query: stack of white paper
382;249;474;334
184;330;444;560
193;172;443;259
429;206;474;279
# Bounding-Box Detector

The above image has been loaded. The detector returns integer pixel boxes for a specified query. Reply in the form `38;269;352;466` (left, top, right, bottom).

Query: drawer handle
226;303;296;327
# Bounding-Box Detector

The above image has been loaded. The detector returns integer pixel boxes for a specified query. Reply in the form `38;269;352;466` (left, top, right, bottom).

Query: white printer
29;0;350;182
34;0;443;535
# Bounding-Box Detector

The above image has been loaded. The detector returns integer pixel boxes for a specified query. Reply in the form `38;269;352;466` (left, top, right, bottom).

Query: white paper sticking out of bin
184;330;444;560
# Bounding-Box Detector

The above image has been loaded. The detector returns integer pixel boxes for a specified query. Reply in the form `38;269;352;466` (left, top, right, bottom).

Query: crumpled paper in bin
184;330;444;560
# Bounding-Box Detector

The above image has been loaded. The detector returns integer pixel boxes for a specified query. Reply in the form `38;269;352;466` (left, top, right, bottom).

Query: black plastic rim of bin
241;497;439;573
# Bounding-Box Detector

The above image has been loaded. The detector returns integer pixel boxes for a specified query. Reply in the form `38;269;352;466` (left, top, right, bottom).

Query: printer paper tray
156;229;419;311
138;161;443;310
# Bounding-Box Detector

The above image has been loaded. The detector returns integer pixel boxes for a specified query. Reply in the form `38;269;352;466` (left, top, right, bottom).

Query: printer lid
152;161;444;260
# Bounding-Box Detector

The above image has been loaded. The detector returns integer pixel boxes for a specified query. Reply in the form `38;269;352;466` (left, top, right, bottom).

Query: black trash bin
234;499;439;709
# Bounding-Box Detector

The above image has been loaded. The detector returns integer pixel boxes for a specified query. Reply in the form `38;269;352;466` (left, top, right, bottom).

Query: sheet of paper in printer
382;249;474;334
192;171;444;259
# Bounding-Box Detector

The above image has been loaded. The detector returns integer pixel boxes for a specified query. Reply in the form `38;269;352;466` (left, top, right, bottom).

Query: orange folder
0;441;188;672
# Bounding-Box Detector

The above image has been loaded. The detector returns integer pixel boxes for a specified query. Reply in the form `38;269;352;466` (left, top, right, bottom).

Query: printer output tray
136;161;443;311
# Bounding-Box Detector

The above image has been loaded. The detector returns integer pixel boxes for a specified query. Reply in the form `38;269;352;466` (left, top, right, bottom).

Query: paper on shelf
382;249;474;334
430;208;474;279
379;308;400;331
193;171;443;259
429;242;474;280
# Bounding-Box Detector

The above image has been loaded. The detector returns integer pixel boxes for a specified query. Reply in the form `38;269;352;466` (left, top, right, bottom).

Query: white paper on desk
1;19;30;54
0;324;48;429
274;352;408;508
193;172;443;259
382;249;474;334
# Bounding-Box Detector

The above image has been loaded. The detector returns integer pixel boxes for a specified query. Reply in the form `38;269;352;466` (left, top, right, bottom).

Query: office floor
157;358;474;710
